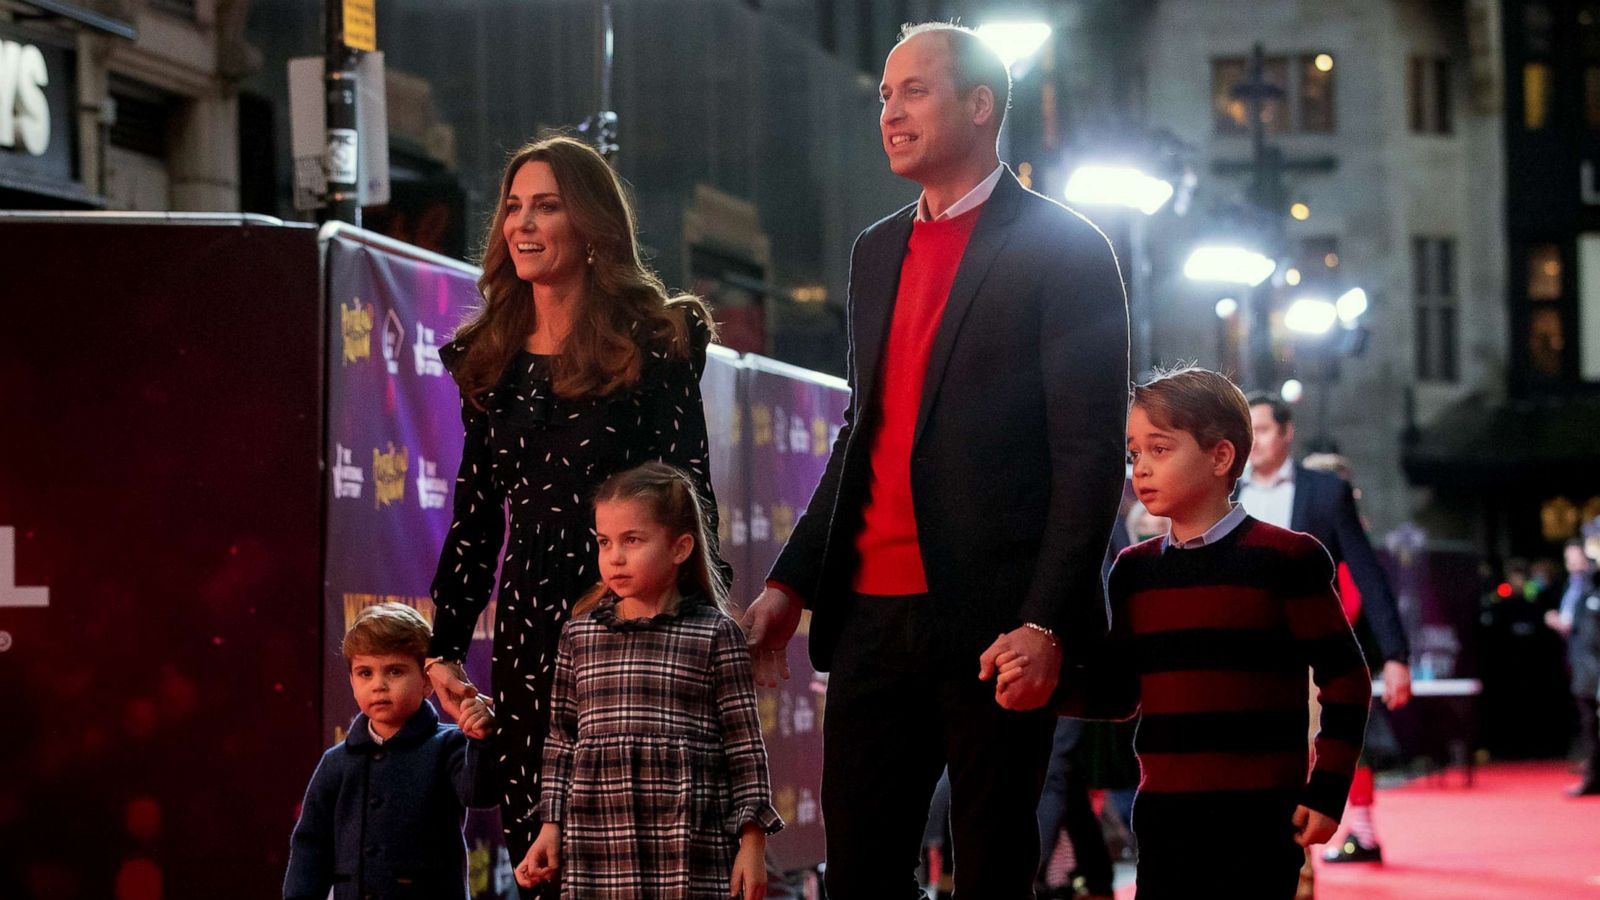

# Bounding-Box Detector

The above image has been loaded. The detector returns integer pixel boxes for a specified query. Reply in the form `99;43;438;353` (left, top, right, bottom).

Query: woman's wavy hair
574;462;731;619
451;134;715;402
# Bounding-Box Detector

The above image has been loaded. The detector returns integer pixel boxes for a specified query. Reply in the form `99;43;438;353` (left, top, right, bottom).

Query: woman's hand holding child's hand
515;823;561;888
457;695;496;741
729;824;767;900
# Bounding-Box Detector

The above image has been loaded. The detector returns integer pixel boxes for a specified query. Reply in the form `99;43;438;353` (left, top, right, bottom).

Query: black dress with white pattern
427;315;723;870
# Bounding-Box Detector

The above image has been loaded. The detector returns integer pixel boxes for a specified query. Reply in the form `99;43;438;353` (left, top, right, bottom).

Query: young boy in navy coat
284;603;498;900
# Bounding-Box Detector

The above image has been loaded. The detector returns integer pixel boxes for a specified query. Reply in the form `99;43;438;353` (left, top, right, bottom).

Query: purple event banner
740;355;848;872
321;229;517;895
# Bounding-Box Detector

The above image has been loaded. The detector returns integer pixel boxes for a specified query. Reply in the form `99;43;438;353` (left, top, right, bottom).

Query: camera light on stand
1183;246;1276;286
1063;164;1175;216
1336;287;1368;324
1284;297;1339;335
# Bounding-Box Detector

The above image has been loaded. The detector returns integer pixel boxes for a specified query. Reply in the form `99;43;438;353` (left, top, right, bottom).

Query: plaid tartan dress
538;594;783;899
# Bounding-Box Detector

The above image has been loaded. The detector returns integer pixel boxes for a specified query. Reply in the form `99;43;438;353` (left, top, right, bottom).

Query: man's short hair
1246;390;1293;428
897;22;1012;125
1135;365;1253;485
342;602;432;665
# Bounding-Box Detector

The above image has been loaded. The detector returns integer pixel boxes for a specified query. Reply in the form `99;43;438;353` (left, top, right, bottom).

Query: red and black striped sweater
1059;515;1372;820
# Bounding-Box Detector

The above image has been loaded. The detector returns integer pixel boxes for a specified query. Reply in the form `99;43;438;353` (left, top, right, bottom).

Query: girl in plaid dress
516;463;783;899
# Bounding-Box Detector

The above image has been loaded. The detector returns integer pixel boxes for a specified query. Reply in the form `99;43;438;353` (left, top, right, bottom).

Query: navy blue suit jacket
769;170;1130;671
1287;463;1411;664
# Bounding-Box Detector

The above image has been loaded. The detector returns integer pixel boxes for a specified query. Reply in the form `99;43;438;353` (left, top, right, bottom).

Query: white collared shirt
1238;463;1296;529
368;721;387;745
916;164;1006;222
1163;503;1249;551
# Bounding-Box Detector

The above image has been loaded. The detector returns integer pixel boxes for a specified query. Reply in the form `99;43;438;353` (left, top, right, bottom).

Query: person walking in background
1547;536;1600;797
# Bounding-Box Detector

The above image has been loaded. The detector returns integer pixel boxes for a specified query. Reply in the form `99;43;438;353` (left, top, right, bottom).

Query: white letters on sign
0;40;51;156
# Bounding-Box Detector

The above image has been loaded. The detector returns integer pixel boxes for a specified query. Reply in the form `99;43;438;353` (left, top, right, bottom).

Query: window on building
1300;54;1336;132
1525;243;1567;380
1525;62;1553;129
1414;236;1460;382
1529;243;1563;299
1582;4;1600;129
1408;57;1454;134
1530;306;1566;378
1212;56;1288;135
1212;53;1335;134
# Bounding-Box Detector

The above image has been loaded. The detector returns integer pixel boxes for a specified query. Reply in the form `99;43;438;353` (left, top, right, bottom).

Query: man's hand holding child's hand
981;631;1058;710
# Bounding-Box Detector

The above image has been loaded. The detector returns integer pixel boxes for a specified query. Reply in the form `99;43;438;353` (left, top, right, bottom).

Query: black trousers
1132;790;1303;900
821;593;1056;899
1578;694;1600;777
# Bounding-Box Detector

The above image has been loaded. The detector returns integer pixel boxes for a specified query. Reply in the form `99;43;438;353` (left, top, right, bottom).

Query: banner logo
333;443;364;500
381;309;404;375
372;442;409;508
416;456;448;509
413;321;445;377
341;299;373;364
0;526;48;609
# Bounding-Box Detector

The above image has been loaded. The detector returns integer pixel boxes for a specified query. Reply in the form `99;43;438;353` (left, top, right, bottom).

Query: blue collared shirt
1162;504;1249;552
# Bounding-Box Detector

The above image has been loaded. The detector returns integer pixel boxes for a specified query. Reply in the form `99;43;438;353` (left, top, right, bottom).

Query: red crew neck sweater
852;205;983;595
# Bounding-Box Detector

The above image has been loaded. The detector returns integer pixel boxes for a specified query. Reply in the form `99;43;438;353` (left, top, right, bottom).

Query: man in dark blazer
742;22;1128;900
1240;393;1412;867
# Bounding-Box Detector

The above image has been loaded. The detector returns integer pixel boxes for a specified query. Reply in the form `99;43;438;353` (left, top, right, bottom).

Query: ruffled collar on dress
593;590;706;633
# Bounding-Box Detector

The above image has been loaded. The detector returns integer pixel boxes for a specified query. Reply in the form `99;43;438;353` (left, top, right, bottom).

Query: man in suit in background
1240;393;1412;875
742;22;1129;900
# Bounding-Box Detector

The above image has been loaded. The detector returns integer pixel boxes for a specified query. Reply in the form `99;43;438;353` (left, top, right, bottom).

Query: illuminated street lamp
975;22;1053;71
1063;164;1175;215
1183;245;1276;286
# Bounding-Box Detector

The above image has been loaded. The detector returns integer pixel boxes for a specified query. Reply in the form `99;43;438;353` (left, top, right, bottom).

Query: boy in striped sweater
1034;366;1371;898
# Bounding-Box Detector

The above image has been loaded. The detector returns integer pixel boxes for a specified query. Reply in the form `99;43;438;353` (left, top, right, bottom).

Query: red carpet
1115;761;1600;899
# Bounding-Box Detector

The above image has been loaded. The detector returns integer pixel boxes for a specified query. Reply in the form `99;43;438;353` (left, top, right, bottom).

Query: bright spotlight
1183;246;1276;286
1215;297;1239;319
1281;379;1304;403
1285;297;1339;335
975;23;1052;70
1336;287;1368;324
1064;164;1175;215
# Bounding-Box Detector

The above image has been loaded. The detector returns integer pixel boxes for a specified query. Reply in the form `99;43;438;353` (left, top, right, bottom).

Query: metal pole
1237;42;1285;391
323;0;360;225
1129;213;1153;377
580;1;619;161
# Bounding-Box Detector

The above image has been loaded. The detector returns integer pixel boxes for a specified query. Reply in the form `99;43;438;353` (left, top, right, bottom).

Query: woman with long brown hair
422;135;725;895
